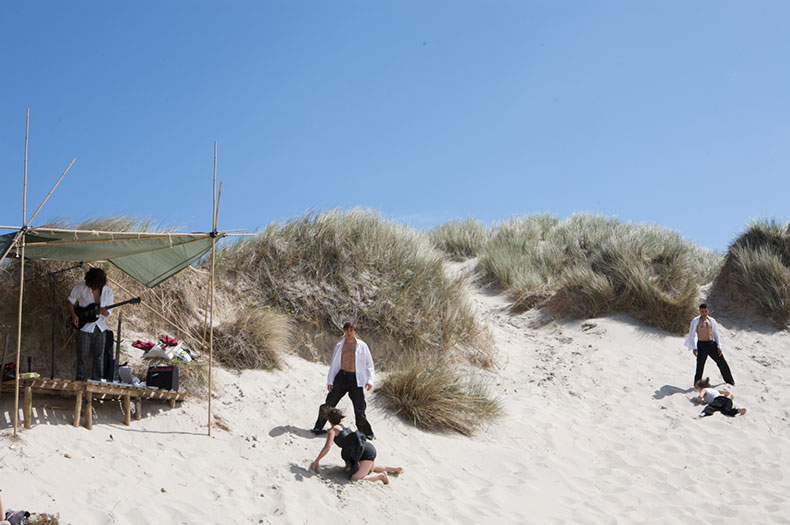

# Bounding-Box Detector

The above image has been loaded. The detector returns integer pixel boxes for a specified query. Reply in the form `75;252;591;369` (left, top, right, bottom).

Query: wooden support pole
135;396;142;420
123;394;131;426
207;140;217;436
170;397;176;409
24;385;32;429
13;109;29;438
85;391;93;430
74;389;83;427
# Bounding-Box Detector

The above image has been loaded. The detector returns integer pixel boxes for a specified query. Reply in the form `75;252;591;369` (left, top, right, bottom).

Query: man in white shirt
684;303;735;386
66;268;113;381
311;321;375;439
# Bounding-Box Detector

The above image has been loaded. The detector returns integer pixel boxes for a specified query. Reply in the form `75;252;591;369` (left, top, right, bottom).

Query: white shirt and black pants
700;388;741;417
312;337;375;438
68;283;113;381
685;315;735;386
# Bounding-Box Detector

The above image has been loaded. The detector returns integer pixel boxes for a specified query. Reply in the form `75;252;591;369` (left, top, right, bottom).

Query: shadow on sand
653;384;695;400
269;425;322;439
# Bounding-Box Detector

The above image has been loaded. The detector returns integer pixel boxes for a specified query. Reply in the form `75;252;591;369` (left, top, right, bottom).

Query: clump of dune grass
479;214;721;333
376;355;502;435
213;307;293;370
714;219;790;327
429;218;488;260
216;209;488;365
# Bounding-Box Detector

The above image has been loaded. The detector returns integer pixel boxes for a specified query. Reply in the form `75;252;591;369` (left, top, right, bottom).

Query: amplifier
146;365;179;391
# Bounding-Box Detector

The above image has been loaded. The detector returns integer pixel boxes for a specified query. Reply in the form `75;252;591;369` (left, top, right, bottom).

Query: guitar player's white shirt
67;283;114;333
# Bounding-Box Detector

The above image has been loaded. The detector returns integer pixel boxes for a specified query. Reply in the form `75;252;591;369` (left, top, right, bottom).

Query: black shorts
360;442;376;462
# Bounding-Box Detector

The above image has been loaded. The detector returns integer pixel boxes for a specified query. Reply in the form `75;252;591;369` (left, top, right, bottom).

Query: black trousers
313;370;374;437
695;340;734;386
702;395;740;417
75;326;105;381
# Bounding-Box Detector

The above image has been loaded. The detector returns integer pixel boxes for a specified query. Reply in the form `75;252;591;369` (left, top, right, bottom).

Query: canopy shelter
1;229;216;287
3;110;235;437
1;226;223;437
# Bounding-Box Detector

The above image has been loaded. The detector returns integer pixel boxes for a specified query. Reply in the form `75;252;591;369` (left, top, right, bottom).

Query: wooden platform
2;378;186;430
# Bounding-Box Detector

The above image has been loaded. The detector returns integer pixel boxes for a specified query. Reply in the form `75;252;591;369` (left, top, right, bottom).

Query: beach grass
216;208;488;364
213;307;292;370
429;218;488;260
376;355;502;435
715;219;790;327
479;214;721;333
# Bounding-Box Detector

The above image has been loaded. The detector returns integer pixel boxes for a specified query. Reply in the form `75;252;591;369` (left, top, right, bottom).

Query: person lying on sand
695;377;746;418
310;407;402;484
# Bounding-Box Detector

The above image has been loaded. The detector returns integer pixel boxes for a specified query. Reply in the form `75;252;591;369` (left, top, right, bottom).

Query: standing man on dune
685;303;735;387
311;321;375;440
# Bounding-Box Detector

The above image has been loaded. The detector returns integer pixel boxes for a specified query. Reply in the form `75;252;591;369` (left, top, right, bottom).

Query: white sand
2;268;790;524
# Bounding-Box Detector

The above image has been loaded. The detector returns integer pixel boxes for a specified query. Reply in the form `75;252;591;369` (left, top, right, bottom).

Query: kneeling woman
310;408;402;484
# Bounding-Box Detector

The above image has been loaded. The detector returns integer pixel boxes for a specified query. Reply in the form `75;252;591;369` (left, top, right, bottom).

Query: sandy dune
2;264;789;524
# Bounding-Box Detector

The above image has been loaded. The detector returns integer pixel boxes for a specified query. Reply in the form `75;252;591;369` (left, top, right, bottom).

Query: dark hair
699;303;708;309
318;403;332;420
327;408;345;426
343;321;358;331
85;268;107;290
695;377;710;389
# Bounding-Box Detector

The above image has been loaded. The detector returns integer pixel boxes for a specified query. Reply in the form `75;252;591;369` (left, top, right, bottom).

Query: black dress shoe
365;434;375;440
311;428;327;435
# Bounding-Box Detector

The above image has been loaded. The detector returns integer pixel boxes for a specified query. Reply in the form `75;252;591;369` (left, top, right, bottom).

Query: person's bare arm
311;427;337;472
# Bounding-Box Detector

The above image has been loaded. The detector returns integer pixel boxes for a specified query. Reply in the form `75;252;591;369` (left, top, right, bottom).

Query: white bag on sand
144;343;175;360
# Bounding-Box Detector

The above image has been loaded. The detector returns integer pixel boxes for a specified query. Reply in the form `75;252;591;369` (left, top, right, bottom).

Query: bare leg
351;460;389;483
373;465;404;474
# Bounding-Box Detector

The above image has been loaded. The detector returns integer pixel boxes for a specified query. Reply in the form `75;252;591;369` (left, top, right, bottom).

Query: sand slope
2;264;790;524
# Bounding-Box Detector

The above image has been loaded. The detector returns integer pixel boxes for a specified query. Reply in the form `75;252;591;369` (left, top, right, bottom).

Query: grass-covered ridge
216;209;487;364
477;214;722;333
714;219;790;327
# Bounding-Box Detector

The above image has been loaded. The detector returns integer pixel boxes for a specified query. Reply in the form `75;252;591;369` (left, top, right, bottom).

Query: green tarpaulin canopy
1;230;215;287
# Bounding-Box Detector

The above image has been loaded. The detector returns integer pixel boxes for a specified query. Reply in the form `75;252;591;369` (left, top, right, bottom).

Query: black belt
339;370;356;375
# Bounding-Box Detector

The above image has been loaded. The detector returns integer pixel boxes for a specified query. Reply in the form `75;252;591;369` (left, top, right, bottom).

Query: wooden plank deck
2;378;185;430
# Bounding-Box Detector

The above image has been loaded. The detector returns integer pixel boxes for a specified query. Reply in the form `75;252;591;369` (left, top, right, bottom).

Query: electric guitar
72;297;141;329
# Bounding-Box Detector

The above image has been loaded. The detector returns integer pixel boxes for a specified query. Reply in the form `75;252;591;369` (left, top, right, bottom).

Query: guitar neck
102;298;141;310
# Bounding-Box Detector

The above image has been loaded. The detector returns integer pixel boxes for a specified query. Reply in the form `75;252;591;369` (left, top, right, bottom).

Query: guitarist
66;268;114;381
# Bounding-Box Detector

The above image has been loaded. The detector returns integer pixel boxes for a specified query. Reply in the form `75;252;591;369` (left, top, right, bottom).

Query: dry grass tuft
429;218;488;260
376;355;502;435
213;307;293;370
714;219;790;327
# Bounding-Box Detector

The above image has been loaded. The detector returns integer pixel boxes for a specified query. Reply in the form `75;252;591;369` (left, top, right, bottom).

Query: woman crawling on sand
695;377;747;418
310;407;403;484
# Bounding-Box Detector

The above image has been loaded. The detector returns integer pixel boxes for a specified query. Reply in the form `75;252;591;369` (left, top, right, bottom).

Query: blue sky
1;1;788;251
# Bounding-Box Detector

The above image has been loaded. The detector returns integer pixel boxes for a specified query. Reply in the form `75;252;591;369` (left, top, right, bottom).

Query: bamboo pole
207;141;217;436
26;157;75;226
14;109;30;437
0;157;75;267
28;227;212;238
